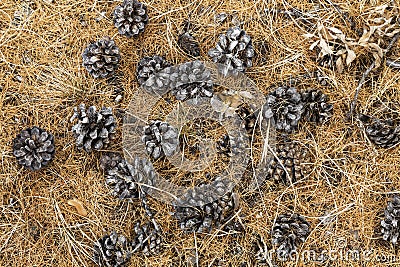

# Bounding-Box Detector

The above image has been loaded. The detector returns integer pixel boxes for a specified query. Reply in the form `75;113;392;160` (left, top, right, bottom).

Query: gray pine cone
267;140;312;185
263;86;304;133
301;89;333;123
113;0;148;38
173;191;239;233
136;55;172;86
271;213;310;260
178;32;200;57
101;153;157;199
93;231;132;267
100;152;123;171
381;195;400;245
171;82;213;101
142;60;213;97
13;127;55;171
131;221;163;256
208;26;255;72
100;153;140;199
70;104;117;153
141;120;178;160
236;105;257;132
360;115;400;148
82;37;120;79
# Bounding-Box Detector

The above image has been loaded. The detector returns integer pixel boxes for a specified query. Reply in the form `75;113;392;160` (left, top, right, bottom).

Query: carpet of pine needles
1;0;400;266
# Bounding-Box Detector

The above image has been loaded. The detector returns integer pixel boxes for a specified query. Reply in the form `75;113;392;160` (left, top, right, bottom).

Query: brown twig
347;33;400;120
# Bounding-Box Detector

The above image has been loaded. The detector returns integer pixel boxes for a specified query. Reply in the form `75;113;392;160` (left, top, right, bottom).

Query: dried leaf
67;198;88;216
303;33;315;39
319;38;333;55
336;57;344;73
346;49;357;65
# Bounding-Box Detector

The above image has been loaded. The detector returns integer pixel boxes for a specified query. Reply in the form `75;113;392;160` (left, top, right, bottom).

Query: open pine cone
70;104;117;153
142;120;178;159
360;115;400;148
136;55;172;86
170;61;214;100
301;89;333;123
263;86;304;133
13;127;55;171
381;195;400;245
208;26;255;72
82;37;120;79
271;213;310;260
101;153;158;199
113;0;148;38
93;231;132;267
178;32;200;57
266;140;313;185
131;221;163;256
172;191;239;233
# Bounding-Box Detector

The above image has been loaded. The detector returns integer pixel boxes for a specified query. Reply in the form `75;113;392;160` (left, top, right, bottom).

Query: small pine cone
113;0;148;38
136;55;172;86
301;89;333;123
216;134;231;156
93;231;132;267
131;221;163;256
100;152;123;171
381;195;400;245
208;26;255;72
82;37;120;79
169;60;214;100
267;140;312;185
70;104;117;153
141;120;178;160
361;115;400;148
271;213;310;259
262;86;304;133
173;191;239;233
142;60;213;97
13;127;55;171
178;32;200;57
101;154;157;199
236;105;257;132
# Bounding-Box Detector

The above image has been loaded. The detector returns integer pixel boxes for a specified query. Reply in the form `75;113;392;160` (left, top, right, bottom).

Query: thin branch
347;33;400;120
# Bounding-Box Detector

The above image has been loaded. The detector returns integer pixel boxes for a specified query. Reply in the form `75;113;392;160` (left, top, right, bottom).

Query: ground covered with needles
1;0;400;266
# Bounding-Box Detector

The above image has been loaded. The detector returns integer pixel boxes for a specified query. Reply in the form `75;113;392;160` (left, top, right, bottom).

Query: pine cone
100;152;123;170
208;26;255;72
169;60;214;100
173;191;239;233
93;231;132;267
361;115;400;148
271;213;310;259
82;37;120;79
142;120;178;159
216;134;231;156
262;86;304;133
136;55;172;86
113;0;148;38
381;195;400;245
131;221;163;256
142;60;213;97
70;104;117;153
236;105;257;132
301;89;333;123
267;140;312;185
101;153;158;199
178;32;200;57
13;127;55;171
